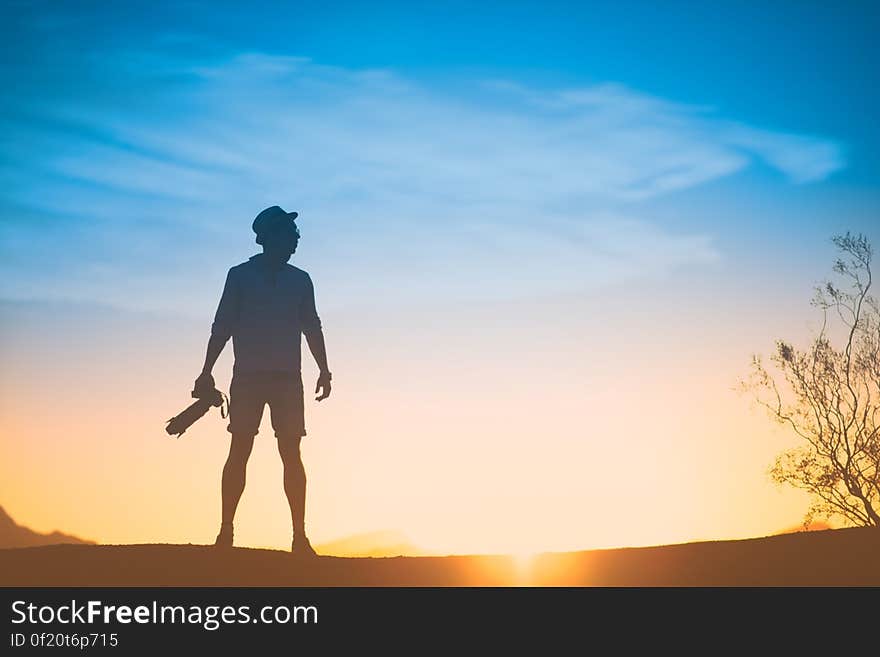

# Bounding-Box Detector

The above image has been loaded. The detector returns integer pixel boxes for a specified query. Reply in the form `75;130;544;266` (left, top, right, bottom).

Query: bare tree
745;232;880;527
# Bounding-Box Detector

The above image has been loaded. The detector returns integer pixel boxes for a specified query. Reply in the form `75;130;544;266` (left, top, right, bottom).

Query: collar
249;252;288;273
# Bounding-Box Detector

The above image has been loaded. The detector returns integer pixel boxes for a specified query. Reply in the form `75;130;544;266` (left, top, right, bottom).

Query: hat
252;206;299;245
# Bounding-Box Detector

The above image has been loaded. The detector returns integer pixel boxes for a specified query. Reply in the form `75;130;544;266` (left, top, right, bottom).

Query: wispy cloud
0;49;844;313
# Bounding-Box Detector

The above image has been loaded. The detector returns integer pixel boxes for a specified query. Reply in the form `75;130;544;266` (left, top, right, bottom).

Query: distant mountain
0;506;93;548
315;530;426;557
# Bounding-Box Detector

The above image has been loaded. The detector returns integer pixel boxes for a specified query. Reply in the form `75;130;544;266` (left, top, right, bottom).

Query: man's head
252;205;300;261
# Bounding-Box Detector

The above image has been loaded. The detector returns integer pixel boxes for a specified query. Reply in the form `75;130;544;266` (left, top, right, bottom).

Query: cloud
38;56;843;206
0;49;844;313
486;80;843;195
723;125;845;183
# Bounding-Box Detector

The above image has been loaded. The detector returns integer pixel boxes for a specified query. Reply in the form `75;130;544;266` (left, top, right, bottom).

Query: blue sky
2;0;877;316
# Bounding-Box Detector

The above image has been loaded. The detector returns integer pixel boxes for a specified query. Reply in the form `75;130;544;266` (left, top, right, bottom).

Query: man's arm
306;330;331;401
200;333;229;374
195;269;238;393
301;273;331;401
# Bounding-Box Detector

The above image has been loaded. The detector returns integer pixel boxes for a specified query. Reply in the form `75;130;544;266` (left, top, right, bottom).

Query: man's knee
276;434;303;462
227;433;256;463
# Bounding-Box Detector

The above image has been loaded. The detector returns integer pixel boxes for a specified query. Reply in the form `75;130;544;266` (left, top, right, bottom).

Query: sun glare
510;551;538;581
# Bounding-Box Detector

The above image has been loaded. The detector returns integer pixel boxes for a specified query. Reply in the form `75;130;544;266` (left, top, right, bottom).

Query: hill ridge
2;526;877;586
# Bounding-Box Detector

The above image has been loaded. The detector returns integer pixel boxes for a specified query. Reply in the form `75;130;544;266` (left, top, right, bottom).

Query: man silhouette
195;206;331;557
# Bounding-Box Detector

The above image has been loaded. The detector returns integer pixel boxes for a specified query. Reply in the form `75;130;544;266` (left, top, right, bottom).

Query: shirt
211;254;323;375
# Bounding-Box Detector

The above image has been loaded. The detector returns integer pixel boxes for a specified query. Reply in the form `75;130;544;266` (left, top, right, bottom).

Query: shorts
227;371;306;437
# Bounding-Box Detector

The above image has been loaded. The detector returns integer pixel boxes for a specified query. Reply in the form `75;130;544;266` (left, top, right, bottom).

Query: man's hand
194;371;216;397
315;371;332;401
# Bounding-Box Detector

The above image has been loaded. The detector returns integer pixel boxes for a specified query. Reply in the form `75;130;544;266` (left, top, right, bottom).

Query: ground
1;527;878;586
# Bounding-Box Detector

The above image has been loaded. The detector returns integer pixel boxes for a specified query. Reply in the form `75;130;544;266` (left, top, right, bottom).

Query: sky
1;1;879;554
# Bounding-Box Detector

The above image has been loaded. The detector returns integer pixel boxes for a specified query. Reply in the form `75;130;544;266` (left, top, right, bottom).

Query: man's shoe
291;536;317;558
214;524;233;548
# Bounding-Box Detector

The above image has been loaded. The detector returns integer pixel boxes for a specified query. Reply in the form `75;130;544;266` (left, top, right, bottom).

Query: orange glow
0;288;813;556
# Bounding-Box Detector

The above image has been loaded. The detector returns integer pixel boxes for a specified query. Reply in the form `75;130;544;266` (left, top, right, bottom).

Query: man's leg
215;432;256;547
216;376;264;547
221;432;257;527
276;434;307;539
269;376;314;555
